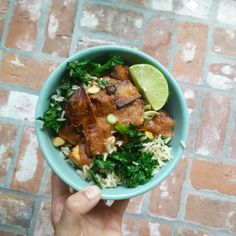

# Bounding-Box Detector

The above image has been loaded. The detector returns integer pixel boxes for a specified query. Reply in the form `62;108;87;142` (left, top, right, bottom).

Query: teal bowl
35;45;188;200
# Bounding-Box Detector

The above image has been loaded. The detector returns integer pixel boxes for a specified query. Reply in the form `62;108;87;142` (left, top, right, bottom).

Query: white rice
77;135;172;188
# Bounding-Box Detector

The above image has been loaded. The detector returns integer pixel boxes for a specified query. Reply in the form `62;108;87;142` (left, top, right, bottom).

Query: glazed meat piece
115;80;141;107
59;125;82;145
65;87;96;126
83;117;113;156
69;142;92;168
90;90;116;117
140;111;175;138
111;64;131;80
115;99;144;126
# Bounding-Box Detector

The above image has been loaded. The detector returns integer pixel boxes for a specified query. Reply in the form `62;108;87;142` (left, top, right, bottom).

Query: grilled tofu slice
115;80;141;107
111;64;131;80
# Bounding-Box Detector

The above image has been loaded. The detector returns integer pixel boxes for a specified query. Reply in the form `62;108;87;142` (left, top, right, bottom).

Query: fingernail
84;185;101;200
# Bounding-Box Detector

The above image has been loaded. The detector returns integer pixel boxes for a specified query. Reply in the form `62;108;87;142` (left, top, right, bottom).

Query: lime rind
129;64;169;110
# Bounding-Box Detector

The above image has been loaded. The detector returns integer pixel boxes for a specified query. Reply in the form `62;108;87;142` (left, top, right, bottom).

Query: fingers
59;185;101;225
111;199;130;216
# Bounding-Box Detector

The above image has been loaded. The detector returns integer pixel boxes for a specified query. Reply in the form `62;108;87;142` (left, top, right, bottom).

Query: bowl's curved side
35;45;189;200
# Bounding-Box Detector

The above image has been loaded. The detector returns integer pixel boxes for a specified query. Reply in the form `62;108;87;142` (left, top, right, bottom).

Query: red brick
149;0;212;19
0;123;17;183
0;52;58;90
190;159;236;195
207;63;236;91
122;218;173;236
0;231;25;236
178;228;209;236
127;194;144;214
12;126;45;193
143;16;173;67
217;0;236;25
43;0;77;57
80;4;143;39
0;0;9;14
33;202;54;236
0;89;38;122
77;37;121;51
213;28;236;57
6;0;42;51
230;119;236;160
0;192;33;227
124;0;148;5
195;93;231;156
172;23;208;84
0;17;3;39
185;194;236;233
149;156;187;218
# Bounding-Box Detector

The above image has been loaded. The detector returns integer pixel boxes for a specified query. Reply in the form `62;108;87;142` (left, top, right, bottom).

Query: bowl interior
35;46;188;200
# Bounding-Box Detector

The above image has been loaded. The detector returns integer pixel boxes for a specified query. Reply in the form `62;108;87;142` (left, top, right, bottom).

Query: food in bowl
38;56;175;188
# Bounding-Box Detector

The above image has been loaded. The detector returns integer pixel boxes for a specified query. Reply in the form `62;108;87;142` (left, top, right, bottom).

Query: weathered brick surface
0;17;3;39
149;156;187;218
0;123;17;183
178;228;209;236
122;218;173;236
0;52;58;90
185;194;236;233
230;119;236;160
207;63;236;91
143;16;173;67
0;0;9;14
43;0;77;57
213;28;236;57
127;194;144;214
12;126;44;193
190;159;236;195
172;23;208;84
0;232;25;236
195;93;231;156
124;0;148;6
0;89;38;122
0;192;33;227
80;4;143;39
6;0;42;51
33;201;54;236
217;0;236;25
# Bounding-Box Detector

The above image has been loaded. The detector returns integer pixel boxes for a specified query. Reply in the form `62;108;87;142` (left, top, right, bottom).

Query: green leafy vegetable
89;124;157;188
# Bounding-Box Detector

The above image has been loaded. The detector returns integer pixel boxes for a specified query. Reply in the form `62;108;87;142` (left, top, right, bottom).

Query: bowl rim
35;45;189;200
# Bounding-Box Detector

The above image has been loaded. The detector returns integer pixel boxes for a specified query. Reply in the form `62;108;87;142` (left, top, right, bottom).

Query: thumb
60;185;101;225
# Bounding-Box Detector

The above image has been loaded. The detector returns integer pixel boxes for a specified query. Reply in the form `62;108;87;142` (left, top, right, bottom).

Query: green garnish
88;124;157;188
38;56;124;133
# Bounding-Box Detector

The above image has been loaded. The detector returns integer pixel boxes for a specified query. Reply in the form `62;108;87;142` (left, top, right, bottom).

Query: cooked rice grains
75;136;172;188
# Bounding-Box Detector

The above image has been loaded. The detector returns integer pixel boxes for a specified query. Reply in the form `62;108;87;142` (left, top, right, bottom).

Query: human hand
51;173;129;236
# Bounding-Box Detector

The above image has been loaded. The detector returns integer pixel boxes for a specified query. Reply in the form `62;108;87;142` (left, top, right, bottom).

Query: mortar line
125;211;235;236
38;162;51;194
201;0;219;85
223;97;236;159
167;16;179;72
176;155;192;220
0;224;27;235
0;0;14;48
69;0;84;56
34;0;52;51
4;124;24;187
187;150;236;166
0;117;35;127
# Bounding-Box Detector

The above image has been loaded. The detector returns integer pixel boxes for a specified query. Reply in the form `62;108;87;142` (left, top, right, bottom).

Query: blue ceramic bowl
35;45;188;200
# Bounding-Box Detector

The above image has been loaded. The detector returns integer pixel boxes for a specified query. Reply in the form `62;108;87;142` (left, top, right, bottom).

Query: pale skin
51;173;129;236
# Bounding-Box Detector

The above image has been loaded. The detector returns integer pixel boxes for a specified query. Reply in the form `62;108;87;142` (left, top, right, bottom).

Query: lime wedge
129;64;169;110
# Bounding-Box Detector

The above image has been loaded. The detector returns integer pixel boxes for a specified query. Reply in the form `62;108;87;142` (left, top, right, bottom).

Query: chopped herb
89;124;157;188
96;79;110;86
